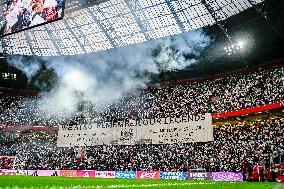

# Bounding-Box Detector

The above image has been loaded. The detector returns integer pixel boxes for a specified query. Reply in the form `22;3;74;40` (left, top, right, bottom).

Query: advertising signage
115;171;136;179
136;171;160;179
0;169;244;182
160;172;186;180
185;172;213;180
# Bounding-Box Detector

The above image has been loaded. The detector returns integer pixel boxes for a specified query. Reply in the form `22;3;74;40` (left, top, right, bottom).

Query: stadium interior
0;0;284;188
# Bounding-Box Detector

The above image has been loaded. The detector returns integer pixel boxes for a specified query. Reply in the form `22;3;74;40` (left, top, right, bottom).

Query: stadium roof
1;0;264;56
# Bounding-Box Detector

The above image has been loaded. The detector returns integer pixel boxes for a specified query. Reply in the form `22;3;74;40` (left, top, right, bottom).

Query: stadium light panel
1;0;264;56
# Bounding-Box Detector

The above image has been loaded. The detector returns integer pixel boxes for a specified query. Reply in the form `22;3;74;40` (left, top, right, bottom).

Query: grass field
0;176;283;189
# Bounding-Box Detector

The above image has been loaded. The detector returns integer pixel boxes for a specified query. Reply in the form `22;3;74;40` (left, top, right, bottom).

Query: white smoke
155;29;211;71
6;56;41;80
4;29;211;124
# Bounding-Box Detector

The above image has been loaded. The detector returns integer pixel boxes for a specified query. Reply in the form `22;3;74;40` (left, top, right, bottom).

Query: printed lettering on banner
95;171;115;178
18;170;29;175
212;172;243;181
77;170;95;177
160;172;186;180
185;172;212;180
0;169;20;175
115;171;136;179
60;170;77;177
36;170;59;176
0;169;18;173
57;114;213;147
136;171;160;179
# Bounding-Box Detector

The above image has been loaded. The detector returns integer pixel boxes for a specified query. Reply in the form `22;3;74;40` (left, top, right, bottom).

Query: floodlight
64;70;87;90
63;70;96;92
64;70;83;83
223;38;248;55
237;40;245;49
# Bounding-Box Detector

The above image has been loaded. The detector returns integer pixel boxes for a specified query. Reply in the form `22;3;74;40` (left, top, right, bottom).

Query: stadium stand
0;63;283;172
1;0;284;187
0;62;283;125
0;118;283;172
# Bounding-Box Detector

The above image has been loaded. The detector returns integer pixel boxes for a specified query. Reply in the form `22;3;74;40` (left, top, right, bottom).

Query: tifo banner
160;172;186;180
57;113;213;146
185;172;213;180
115;171;136;179
77;170;95;177
136;171;160;179
212;172;243;181
95;171;115;178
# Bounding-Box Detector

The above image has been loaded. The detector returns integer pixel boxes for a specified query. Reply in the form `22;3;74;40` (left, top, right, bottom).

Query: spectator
0;118;283;172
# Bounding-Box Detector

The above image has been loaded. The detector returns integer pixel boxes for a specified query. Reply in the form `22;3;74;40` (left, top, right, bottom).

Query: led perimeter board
0;0;66;37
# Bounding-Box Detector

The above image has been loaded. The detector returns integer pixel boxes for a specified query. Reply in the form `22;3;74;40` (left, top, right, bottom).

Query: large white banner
57;113;213;147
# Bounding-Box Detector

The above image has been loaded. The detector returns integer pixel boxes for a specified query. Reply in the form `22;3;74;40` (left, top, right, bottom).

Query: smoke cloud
155;29;211;71
6;55;41;80
4;29;211;125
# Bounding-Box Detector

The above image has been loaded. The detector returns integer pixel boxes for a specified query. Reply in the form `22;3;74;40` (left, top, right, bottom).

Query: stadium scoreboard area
0;0;66;37
0;0;264;56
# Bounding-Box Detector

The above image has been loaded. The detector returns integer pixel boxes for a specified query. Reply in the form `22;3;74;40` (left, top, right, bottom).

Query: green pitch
0;176;282;189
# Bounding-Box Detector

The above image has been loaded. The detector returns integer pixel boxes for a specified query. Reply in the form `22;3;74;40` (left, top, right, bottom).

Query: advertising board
115;171;136;179
160;172;186;180
60;170;77;177
77;170;95;177
185;172;213;180
136;171;160;179
95;171;115;178
212;172;243;181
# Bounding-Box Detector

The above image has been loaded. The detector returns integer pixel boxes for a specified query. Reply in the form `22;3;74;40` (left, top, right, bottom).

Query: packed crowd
0;65;283;171
0;118;283;171
119;66;283;119
0;65;283;126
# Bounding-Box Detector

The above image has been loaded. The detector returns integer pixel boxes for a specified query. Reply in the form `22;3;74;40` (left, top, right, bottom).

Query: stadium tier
0;116;283;182
1;61;283;126
0;62;283;182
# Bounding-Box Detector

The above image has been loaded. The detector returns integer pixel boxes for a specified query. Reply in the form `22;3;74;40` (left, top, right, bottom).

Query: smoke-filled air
3;29;211;125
